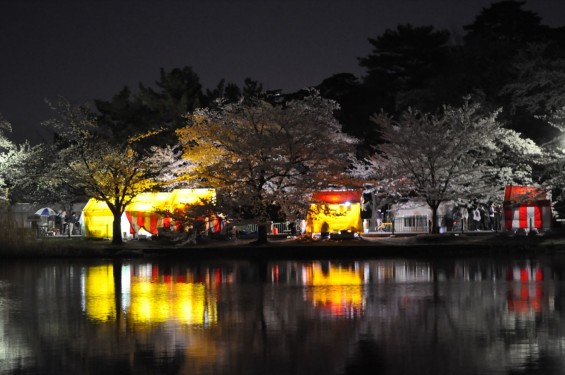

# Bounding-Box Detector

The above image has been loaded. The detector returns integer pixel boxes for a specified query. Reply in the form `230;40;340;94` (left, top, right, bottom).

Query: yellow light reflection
174;283;217;325
84;265;115;322
305;263;364;317
83;265;218;327
129;282;170;323
310;264;363;286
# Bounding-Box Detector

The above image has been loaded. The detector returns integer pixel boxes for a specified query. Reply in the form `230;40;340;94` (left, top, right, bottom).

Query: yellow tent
306;190;362;234
81;188;216;239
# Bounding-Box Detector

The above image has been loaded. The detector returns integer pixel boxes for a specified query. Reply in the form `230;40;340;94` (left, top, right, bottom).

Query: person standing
300;219;306;235
67;212;77;236
55;211;63;235
288;221;297;236
375;209;383;231
59;210;67;235
473;206;481;231
494;204;502;232
489;203;495;230
460;206;469;232
449;207;458;232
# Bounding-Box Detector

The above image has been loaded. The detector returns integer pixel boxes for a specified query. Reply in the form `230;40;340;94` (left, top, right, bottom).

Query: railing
364;216;429;234
273;222;290;234
234;222;292;234
235;223;259;233
364;215;478;234
236;221;291;234
395;215;430;233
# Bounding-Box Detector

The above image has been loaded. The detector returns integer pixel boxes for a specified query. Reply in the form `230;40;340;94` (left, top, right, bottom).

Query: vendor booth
306;190;362;236
503;185;551;232
81;188;216;239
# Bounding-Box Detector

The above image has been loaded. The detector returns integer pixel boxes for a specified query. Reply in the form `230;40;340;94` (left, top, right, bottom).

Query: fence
236;223;259;233
364;215;471;234
363;215;429;234
235;222;291;234
394;215;430;233
273;222;290;234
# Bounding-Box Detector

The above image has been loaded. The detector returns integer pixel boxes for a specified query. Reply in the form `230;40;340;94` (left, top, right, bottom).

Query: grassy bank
0;237;109;258
2;231;565;260
137;233;565;260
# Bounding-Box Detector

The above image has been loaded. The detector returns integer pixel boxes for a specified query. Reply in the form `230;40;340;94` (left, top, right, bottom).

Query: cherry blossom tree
353;100;540;233
176;90;359;243
0;114;32;204
41;98;176;244
538;108;565;210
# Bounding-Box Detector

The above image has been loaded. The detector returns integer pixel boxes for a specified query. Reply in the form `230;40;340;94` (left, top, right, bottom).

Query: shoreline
3;232;565;260
140;236;565;260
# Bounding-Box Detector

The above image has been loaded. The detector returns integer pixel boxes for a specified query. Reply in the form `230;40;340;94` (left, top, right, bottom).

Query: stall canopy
35;207;57;216
81;188;216;239
307;190;362;234
503;185;551;231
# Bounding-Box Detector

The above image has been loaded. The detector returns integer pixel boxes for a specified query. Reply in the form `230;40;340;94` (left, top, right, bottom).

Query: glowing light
82;264;218;327
83;265;115;322
82;188;216;239
311;190;361;204
304;263;364;317
307;202;362;233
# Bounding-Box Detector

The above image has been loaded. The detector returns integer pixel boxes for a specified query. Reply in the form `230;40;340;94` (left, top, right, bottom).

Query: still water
1;255;565;374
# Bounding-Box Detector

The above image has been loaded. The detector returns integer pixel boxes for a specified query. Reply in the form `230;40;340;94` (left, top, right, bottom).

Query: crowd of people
450;203;502;232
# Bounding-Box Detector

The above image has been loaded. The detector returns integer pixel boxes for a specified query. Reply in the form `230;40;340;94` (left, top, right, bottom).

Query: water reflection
83;265;115;322
83;264;218;326
303;263;364;318
1;257;565;374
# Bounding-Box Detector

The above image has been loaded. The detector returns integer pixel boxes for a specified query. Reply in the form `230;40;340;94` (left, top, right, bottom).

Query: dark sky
1;0;564;144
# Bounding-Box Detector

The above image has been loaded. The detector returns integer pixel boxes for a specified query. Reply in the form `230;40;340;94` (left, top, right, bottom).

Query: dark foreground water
2;254;565;374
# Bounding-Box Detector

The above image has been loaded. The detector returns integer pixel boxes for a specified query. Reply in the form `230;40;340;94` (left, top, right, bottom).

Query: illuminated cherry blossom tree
176;90;359;243
538;107;565;209
353;100;541;233
41;98;175;244
0;114;31;204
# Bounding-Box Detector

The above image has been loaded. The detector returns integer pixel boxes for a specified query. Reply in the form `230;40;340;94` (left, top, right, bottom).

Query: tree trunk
113;259;122;320
112;210;123;245
256;223;268;244
430;203;441;234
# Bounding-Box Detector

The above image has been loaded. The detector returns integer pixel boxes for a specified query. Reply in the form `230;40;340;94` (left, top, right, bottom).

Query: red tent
503;186;551;231
311;190;362;204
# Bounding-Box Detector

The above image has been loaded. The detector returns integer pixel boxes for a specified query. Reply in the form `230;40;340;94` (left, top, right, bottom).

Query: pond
1;254;565;374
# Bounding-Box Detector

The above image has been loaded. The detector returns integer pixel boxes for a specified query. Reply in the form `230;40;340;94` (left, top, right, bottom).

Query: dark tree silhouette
359;24;451;114
316;73;377;153
95;66;206;147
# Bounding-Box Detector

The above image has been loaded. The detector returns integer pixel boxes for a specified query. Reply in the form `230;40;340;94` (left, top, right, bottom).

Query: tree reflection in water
0;257;563;374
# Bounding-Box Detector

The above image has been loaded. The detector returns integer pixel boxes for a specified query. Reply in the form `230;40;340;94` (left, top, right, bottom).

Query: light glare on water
0;257;563;374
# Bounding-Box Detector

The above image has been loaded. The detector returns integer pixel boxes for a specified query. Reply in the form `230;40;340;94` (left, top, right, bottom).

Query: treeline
94;1;565;150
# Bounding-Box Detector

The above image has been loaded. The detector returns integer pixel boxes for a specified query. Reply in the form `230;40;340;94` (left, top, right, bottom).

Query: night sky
1;0;564;144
